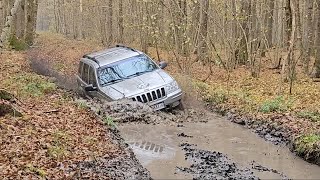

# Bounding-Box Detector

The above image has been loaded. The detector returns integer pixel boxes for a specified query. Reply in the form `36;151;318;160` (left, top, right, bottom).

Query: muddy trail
27;52;320;179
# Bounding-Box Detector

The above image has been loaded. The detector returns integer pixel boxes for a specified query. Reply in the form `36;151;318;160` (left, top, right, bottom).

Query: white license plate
151;102;165;110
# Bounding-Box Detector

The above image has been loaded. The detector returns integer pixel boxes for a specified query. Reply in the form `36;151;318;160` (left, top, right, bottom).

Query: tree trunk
303;0;314;74
197;0;209;63
237;0;250;65
281;0;292;80
24;0;38;46
314;0;320;78
266;0;274;47
107;0;113;46
118;0;123;43
0;0;23;48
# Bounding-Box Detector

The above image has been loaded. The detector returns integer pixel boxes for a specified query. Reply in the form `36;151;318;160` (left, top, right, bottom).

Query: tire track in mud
177;143;259;180
27;51;152;179
27;49;320;179
177;143;290;180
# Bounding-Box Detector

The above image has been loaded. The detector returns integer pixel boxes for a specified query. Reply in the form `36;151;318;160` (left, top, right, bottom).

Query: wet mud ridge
84;98;210;125
250;161;289;179
68;128;151;179
177;144;258;180
27;53;320;179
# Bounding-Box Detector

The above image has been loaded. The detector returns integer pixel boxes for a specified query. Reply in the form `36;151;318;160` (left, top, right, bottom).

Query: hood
101;69;174;99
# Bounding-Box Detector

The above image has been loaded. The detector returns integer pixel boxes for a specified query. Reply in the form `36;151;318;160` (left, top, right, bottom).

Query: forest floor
29;32;320;165
1;32;319;179
0;51;150;179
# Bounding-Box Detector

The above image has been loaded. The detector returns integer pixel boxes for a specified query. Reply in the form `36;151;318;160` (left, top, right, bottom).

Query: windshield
98;54;158;86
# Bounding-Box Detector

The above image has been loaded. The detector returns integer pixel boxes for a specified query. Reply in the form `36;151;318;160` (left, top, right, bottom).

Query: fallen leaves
0;51;120;179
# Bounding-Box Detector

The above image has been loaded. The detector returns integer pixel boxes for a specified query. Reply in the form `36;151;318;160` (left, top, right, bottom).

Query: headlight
165;81;179;94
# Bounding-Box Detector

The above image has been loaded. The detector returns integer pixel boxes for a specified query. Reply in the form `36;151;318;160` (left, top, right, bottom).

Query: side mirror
159;61;168;69
84;84;97;91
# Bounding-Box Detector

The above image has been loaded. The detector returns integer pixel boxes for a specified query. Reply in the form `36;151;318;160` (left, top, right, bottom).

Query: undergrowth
47;131;70;160
9;36;28;51
297;111;320;122
25;164;47;178
259;96;293;113
103;116;116;129
3;73;56;97
294;134;320;161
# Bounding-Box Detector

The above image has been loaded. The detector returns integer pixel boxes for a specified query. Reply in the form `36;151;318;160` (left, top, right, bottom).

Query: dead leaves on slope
0;51;120;179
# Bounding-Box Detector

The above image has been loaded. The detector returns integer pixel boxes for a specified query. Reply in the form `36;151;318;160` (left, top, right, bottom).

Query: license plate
151;102;165;110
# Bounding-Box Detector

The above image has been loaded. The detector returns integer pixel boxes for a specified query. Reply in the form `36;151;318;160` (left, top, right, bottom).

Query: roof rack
116;44;137;52
83;55;100;65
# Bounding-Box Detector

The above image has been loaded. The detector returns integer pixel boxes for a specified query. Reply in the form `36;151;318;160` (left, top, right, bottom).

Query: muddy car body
76;45;182;110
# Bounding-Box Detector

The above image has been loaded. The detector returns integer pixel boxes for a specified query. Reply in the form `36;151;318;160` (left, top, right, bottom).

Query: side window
82;63;89;83
78;62;83;75
89;66;97;87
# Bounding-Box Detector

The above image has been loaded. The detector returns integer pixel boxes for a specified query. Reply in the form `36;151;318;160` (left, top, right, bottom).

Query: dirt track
27;49;320;179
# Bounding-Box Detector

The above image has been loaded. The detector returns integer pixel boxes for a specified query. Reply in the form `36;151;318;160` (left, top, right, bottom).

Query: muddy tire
177;101;184;111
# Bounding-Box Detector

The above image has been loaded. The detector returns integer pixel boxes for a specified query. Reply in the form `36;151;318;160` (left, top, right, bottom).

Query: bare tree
314;0;320;78
24;0;38;45
197;0;209;63
107;0;113;46
0;0;24;48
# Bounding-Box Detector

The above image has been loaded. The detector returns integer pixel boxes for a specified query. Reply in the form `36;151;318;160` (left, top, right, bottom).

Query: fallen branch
43;109;60;114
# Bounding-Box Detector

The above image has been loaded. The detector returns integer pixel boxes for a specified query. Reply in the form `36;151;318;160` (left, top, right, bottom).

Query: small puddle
119;112;320;179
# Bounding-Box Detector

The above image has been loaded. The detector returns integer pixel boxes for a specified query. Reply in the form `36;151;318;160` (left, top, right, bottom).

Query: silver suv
76;45;182;110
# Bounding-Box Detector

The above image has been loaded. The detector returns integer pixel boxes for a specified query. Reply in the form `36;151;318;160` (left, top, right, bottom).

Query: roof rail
83;55;100;65
116;44;137;52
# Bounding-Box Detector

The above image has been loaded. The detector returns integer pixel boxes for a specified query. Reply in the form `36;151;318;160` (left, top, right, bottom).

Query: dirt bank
0;51;151;179
27;33;319;169
206;102;320;166
69;128;151;179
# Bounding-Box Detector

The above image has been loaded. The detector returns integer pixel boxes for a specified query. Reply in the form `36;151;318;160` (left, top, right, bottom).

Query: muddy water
119;112;320;179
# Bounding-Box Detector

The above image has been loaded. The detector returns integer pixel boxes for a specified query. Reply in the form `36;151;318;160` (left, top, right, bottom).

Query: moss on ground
294;134;320;163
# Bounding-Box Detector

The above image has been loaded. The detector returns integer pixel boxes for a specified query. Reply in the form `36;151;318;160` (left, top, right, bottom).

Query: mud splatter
177;132;193;138
177;144;258;180
250;161;289;180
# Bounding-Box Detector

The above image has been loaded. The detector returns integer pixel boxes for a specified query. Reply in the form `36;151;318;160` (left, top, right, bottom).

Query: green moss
297;111;320;122
259;96;293;113
103;116;116;128
294;134;320;161
3;73;56;97
47;130;70;160
25;164;47;178
47;145;68;160
0;90;14;100
194;81;228;105
205;91;228;104
9;36;28;51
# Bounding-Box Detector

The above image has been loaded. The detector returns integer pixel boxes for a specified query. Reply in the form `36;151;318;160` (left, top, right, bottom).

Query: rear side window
89;66;97;87
82;63;89;83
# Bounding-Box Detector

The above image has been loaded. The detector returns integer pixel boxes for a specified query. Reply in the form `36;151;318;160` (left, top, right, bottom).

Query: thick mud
67;128;151;179
83;98;209;125
28;51;320;179
119;117;320;179
28;55;152;179
178;144;258;180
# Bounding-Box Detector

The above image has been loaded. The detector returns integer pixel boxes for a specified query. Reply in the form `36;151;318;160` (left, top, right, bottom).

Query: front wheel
176;100;184;111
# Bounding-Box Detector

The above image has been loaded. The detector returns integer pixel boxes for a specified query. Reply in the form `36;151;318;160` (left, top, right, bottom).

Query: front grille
132;87;166;103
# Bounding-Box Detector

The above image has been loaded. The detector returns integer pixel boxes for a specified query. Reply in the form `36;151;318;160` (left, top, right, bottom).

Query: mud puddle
119;112;320;179
27;51;320;179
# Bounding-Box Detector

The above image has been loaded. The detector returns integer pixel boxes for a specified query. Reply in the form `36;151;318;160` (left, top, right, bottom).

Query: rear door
86;65;98;98
77;61;89;90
